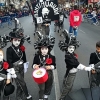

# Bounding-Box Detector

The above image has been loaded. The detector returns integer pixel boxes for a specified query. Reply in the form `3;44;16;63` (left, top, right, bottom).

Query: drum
32;68;48;84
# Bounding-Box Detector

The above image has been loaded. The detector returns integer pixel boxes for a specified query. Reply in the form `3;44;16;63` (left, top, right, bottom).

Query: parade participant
54;10;67;33
0;37;16;100
6;28;32;100
0;48;11;100
58;31;94;100
32;35;56;100
41;7;51;36
89;41;100;88
69;5;82;36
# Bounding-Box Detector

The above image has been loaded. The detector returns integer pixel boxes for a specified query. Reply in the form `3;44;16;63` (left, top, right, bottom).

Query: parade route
0;16;100;100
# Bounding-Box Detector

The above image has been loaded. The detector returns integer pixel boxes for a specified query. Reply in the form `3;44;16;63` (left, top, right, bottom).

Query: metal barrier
0;16;12;28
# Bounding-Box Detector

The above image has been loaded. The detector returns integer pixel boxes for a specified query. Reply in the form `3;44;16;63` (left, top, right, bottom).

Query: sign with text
31;0;59;22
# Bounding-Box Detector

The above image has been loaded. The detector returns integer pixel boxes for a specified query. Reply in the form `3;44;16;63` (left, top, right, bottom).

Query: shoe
26;96;32;100
33;32;35;36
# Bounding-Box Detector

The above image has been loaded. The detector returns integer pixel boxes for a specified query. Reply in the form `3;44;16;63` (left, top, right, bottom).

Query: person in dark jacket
6;28;32;100
58;31;94;100
89;41;100;88
54;10;67;33
32;35;56;100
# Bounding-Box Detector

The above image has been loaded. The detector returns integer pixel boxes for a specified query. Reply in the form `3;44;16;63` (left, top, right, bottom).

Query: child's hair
96;41;100;48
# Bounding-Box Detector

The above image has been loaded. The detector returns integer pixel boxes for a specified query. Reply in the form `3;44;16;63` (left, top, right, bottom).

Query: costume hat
59;29;80;51
9;28;24;39
34;34;55;50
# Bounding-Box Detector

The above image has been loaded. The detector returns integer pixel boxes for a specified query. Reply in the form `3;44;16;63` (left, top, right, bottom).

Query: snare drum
32;68;48;84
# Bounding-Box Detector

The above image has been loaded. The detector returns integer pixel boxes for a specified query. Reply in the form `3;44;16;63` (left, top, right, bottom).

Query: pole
78;0;80;9
26;0;34;21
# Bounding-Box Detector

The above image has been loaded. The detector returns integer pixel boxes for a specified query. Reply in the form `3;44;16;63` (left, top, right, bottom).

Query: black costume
0;60;10;100
89;51;100;87
54;11;67;33
33;54;56;98
58;30;93;100
6;44;29;99
32;35;56;100
6;18;32;100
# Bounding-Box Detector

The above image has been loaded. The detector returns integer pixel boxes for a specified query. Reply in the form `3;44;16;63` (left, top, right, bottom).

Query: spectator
69;5;82;36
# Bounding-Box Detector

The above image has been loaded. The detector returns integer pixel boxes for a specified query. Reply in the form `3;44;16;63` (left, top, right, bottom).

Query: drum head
33;68;46;78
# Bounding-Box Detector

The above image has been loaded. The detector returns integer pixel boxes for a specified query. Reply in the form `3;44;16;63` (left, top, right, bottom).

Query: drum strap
39;54;49;67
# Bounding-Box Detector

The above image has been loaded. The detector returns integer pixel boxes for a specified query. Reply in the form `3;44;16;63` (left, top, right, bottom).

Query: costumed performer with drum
32;35;56;100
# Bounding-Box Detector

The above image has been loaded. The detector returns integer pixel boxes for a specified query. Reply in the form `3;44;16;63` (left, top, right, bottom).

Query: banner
31;0;59;23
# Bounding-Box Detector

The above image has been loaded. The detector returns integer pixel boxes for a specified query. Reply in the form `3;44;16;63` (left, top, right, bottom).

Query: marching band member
32;35;56;100
0;37;16;100
89;41;100;88
6;28;32;100
0;48;11;100
58;31;94;100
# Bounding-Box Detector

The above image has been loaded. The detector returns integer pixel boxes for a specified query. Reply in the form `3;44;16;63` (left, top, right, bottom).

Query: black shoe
33;32;35;36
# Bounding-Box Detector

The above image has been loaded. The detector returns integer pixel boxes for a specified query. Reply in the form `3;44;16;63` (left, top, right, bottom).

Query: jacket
69;10;82;27
6;45;26;68
32;53;56;69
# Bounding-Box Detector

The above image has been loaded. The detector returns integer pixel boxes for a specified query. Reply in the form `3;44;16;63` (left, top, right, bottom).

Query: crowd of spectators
0;6;30;18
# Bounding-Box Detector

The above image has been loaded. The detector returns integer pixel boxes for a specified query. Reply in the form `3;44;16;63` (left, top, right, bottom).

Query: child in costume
32;35;56;100
0;37;16;100
89;41;100;88
58;30;94;100
6;27;32;100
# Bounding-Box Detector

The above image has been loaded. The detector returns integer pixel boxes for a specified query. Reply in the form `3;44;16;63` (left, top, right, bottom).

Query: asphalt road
0;16;100;100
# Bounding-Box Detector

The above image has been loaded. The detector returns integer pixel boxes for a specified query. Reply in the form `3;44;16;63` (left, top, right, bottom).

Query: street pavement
0;15;100;100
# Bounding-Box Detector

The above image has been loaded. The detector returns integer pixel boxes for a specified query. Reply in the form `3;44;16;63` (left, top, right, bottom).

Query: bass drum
32;68;48;84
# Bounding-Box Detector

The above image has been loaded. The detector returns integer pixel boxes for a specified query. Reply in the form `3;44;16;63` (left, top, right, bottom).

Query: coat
6;45;26;68
69;10;82;27
32;53;56;69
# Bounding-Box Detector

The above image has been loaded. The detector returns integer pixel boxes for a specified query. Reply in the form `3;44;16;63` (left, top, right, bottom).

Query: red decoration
3;62;9;70
74;53;78;59
32;68;48;84
46;58;52;64
20;45;25;52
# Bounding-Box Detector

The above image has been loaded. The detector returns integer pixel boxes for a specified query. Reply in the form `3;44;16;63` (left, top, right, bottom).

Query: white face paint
41;47;49;56
0;51;3;61
68;45;75;53
12;38;21;47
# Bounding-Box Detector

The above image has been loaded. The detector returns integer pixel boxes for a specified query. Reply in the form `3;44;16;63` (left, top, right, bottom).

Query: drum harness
39;54;49;68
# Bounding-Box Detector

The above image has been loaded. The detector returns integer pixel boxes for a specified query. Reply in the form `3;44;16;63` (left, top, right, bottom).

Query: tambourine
32;68;48;84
